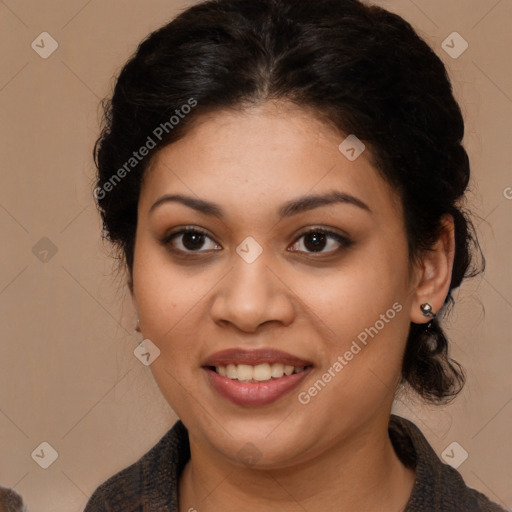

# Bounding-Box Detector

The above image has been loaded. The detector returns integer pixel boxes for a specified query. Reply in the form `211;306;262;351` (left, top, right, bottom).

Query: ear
128;275;141;333
409;214;455;324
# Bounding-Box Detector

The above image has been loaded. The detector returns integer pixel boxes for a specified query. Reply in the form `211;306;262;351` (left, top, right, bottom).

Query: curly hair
93;0;483;404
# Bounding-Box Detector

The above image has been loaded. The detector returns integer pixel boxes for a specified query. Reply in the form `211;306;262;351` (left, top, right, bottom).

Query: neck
178;414;415;512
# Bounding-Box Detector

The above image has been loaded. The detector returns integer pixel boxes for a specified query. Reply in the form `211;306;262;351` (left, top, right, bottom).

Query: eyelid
163;225;212;239
292;225;350;242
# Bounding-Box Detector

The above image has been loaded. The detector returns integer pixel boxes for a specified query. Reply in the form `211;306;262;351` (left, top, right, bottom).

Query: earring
135;317;141;333
420;303;435;318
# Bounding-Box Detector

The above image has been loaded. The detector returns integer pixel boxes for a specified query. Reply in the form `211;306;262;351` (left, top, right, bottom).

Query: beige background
0;0;511;510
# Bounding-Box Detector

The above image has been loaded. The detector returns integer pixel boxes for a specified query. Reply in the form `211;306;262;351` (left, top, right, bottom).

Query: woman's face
132;102;419;468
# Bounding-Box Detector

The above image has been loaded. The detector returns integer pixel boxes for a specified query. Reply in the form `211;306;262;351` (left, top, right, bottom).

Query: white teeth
270;363;284;378
237;364;253;381
226;364;237;379
253;363;271;381
214;363;308;381
283;365;294;376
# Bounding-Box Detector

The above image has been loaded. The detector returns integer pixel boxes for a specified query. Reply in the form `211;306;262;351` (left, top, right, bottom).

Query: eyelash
161;225;352;257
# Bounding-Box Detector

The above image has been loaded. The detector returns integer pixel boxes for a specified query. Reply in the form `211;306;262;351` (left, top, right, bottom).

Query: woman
85;0;506;510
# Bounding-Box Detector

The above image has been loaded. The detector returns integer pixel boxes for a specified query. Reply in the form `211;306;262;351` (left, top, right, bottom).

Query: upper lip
203;348;313;367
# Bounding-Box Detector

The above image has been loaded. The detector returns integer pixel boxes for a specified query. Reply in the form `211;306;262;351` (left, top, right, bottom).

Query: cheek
301;238;411;387
307;246;409;335
297;276;410;430
133;237;204;333
132;247;209;414
136;279;204;357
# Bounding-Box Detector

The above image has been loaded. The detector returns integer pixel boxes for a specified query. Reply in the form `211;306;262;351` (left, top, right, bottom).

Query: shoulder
83;461;144;512
83;420;189;512
389;415;507;512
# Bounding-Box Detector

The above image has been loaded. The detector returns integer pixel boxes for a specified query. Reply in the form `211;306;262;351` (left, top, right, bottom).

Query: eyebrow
149;190;371;219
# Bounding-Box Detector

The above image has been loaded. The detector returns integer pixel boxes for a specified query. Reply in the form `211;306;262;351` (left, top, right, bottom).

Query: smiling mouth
208;363;313;382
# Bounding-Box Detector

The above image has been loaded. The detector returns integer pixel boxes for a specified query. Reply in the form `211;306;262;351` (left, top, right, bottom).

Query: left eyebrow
148;190;371;219
278;190;371;218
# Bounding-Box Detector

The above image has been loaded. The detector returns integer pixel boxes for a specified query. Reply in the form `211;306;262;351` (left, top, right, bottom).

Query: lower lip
204;367;312;406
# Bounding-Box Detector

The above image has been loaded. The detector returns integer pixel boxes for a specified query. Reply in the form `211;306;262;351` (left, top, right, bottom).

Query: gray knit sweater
83;415;507;511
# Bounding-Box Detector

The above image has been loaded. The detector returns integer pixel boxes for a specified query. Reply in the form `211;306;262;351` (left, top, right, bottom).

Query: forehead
139;102;402;220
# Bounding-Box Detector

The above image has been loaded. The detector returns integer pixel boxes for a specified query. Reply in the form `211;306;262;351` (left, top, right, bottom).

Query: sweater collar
160;414;486;511
389;414;479;511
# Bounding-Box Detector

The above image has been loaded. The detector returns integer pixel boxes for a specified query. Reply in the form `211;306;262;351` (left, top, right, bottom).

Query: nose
209;253;295;333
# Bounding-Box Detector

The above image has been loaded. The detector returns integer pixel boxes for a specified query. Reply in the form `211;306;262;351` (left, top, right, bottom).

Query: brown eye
181;231;207;251
163;228;221;253
303;231;328;251
289;229;352;254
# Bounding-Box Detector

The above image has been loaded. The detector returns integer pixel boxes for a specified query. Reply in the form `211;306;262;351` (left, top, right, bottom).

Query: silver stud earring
420;303;435;318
